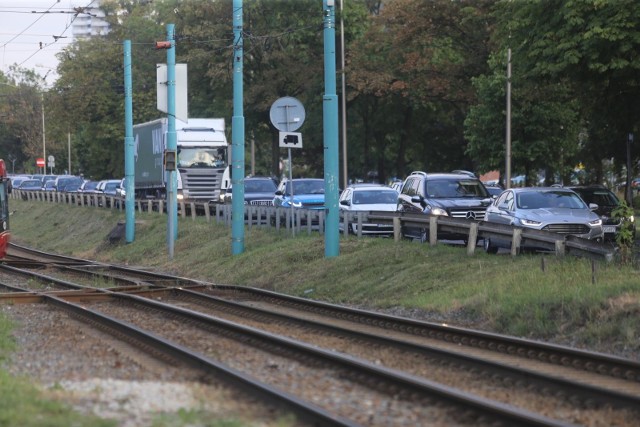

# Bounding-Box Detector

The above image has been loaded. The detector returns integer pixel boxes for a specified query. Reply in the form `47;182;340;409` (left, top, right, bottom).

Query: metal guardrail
12;190;615;262
368;211;615;262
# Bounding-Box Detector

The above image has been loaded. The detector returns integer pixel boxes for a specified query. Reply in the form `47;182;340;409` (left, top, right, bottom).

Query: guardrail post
555;240;565;257
357;212;364;238
511;228;522;256
429;216;438;246
190;203;196;220
319;210;325;235
393;217;401;242
467;222;478;256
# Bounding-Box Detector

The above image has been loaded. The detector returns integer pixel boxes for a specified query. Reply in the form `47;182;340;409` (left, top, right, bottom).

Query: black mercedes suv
396;171;493;242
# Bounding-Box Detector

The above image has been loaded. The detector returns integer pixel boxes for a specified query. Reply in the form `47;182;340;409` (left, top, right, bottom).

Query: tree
347;0;494;182
492;0;640;186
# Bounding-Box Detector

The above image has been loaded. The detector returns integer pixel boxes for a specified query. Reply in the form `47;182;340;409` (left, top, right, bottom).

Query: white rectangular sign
157;64;188;122
279;132;303;149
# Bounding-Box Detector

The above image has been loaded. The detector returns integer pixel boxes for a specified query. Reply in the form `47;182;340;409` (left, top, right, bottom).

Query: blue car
273;178;325;209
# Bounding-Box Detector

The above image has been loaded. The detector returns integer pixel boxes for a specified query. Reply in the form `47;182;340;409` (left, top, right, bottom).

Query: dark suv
568;185;636;241
397;171;492;241
223;176;278;206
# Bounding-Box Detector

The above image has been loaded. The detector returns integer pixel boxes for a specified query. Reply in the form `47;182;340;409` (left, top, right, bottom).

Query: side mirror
275;190;283;196
589;203;598;211
340;199;350;206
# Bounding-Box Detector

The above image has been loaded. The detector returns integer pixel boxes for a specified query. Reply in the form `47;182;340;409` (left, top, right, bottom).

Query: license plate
603;226;616;233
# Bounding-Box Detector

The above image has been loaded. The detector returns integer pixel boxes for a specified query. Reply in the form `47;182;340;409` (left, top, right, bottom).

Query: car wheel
483;237;498;254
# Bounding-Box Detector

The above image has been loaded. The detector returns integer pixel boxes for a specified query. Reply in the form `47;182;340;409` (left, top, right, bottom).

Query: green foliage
3;0;640;185
612;200;636;263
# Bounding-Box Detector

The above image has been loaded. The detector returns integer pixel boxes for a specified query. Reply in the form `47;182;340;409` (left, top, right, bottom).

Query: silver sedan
483;187;604;253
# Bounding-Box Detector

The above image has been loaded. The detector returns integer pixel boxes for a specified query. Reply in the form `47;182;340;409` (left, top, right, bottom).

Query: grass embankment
6;199;640;354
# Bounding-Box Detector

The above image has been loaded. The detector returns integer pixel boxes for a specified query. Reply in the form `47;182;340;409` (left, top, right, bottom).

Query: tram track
2;243;640;425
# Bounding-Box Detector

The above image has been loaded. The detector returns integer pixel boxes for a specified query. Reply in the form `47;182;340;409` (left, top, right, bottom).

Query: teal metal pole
123;40;135;243
166;24;177;258
231;0;245;255
323;1;340;258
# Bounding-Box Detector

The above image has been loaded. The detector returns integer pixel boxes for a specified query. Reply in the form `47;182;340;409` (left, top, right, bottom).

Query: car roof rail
550;183;564;188
451;169;476;177
410;171;427;177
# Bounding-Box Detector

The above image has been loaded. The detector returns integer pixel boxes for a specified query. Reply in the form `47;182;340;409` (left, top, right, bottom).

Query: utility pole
505;48;512;189
231;0;246;255
323;0;340;258
340;0;348;188
123;39;135;243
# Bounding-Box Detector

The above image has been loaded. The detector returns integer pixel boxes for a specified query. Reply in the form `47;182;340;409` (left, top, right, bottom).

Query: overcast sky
0;0;86;84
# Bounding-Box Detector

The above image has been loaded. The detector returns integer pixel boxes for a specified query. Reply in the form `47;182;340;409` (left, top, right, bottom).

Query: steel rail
7;244;640;384
7;243;640;384
41;293;358;427
100;291;572;427
159;286;640;410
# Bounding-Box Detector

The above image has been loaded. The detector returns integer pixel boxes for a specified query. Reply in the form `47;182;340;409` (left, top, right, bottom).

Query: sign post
270;97;305;235
47;155;55;174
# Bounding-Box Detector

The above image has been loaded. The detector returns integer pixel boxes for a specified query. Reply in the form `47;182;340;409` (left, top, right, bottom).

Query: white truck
132;118;229;203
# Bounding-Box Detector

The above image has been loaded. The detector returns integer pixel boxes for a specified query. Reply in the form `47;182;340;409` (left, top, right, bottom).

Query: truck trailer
132;118;229;203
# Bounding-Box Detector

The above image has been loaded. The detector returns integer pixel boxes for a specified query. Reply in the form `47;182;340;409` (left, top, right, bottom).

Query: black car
396;171;492;242
223;176;278;206
568;185;636;241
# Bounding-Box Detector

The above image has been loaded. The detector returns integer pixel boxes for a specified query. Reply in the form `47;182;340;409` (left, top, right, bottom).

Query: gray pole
505;48;512;189
67;132;71;173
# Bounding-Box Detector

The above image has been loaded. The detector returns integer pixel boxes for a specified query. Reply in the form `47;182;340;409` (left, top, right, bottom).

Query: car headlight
430;207;448;216
520;218;542;226
589;218;602;227
177;193;184;201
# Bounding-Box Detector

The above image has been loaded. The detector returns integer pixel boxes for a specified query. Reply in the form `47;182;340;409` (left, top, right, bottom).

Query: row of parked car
224;172;635;250
9;174;123;198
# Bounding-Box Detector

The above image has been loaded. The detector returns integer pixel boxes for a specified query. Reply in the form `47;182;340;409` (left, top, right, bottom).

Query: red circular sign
36;158;45;167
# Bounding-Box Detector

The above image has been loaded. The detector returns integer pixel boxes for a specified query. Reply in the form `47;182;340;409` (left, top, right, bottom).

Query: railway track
1;243;639;426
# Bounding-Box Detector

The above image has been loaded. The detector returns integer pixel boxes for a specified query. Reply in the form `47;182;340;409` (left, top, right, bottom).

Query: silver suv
396;171;492;242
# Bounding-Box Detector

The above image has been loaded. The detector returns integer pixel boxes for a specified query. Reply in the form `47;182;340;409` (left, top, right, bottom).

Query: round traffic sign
269;97;305;132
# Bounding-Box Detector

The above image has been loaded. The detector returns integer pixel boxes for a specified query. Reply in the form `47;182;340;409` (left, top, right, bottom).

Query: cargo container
132;118;229;203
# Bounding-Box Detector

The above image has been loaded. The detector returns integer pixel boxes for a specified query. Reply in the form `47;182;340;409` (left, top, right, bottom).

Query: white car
339;184;399;235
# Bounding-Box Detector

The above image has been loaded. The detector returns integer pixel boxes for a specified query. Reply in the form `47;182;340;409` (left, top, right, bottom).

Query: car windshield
245;180;276;193
425;179;488;198
105;182;119;191
177;147;227;168
285;180;324;195
352;190;398;204
516;191;587;209
19;180;41;189
83;181;98;191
